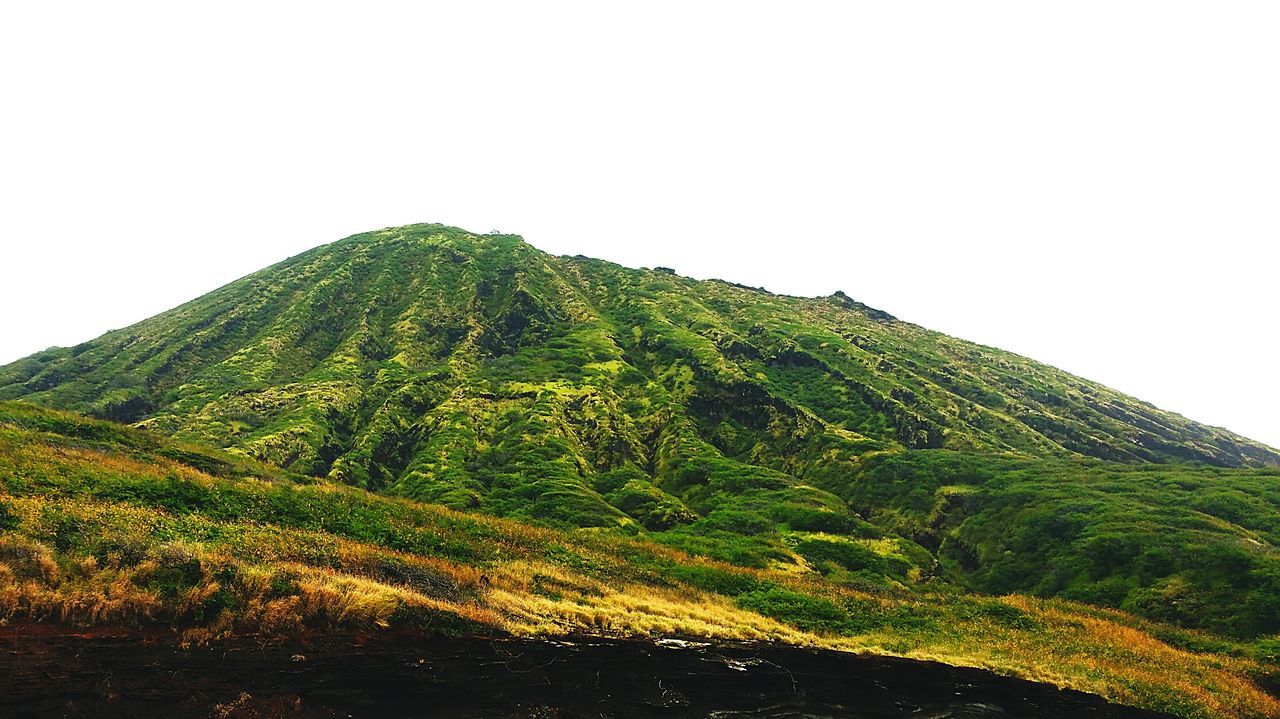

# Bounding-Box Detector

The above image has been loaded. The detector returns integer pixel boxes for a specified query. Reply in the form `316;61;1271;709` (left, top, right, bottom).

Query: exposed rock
0;626;1172;719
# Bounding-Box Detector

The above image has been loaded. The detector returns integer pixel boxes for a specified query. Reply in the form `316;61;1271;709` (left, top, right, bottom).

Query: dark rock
0;628;1173;719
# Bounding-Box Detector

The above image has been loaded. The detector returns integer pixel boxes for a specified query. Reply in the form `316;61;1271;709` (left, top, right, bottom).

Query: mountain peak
829;290;895;322
326;222;532;254
1;222;1275;494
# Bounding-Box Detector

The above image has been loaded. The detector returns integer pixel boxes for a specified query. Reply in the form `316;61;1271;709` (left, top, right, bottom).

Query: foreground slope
1;401;1276;718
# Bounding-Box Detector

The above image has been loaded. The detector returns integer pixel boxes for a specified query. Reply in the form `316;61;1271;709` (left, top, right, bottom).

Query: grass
0;401;1277;718
832;450;1280;638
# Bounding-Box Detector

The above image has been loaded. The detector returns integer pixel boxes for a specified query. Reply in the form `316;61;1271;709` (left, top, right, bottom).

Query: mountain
2;223;1279;640
2;225;1273;487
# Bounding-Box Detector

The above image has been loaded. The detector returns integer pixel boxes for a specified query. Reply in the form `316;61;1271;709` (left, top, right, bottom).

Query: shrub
0;500;17;532
736;588;852;633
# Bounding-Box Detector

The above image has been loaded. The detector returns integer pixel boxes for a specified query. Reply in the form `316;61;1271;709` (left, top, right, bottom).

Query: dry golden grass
485;560;813;643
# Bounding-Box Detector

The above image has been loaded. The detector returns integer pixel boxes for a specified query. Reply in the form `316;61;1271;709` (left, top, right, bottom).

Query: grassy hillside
1;401;1277;718
1;223;1278;714
831;452;1280;638
1;225;1273;486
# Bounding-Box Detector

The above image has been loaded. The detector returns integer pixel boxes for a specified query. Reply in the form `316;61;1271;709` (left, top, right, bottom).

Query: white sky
1;2;1277;449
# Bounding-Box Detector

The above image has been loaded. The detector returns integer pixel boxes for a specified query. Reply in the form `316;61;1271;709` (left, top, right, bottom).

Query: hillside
1;223;1279;715
1;224;1278;637
1;400;1276;718
2;225;1274;478
2;223;1269;481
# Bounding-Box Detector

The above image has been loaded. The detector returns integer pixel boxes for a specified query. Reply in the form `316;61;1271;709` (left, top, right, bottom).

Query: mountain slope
2;224;1273;488
2;223;1278;638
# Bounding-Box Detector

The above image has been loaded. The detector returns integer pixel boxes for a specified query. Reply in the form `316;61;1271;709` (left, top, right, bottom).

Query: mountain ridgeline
3;223;1279;638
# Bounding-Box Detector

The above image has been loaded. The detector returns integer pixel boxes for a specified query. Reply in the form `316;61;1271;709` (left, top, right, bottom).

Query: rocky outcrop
1;626;1172;718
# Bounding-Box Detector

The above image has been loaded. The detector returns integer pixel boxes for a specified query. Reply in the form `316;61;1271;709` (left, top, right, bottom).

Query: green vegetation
833;451;1280;638
0;223;1278;716
0;401;1277;718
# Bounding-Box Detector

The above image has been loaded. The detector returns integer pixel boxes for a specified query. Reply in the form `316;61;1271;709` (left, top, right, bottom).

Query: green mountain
5;224;1274;474
2;223;1279;642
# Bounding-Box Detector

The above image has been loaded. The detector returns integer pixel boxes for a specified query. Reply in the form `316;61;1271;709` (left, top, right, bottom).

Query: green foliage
736;588;856;634
666;564;763;596
0;499;17;531
138;544;206;599
795;537;911;578
604;478;696;530
836;451;1280;638
650;528;790;569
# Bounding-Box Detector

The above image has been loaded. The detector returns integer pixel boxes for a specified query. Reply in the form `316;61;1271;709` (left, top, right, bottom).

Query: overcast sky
1;2;1277;448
